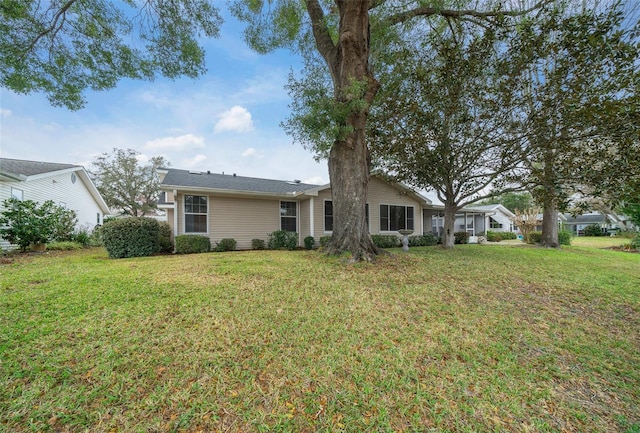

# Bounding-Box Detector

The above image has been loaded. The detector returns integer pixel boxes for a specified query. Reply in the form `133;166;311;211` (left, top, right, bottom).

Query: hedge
101;217;162;258
175;235;211;254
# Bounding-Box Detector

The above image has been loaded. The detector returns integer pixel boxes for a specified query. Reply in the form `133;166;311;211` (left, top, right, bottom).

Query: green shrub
583;224;604;237
630;235;640;250
558;230;572;246
175;235;211;254
304;236;315;250
251;238;266;250
486;231;503;242
408;233;439;247
268;230;298;250
319;236;332;248
501;232;518;240
101;217;162;258
46;241;84;251
214;238;237;252
158;222;173;253
72;228;92;247
0;199;62;251
454;232;469;244
528;231;543;244
52;207;78;242
371;234;400;249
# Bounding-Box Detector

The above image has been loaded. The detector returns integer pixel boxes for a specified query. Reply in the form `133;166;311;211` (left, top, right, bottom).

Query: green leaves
0;0;222;109
0;199;69;251
90;148;168;217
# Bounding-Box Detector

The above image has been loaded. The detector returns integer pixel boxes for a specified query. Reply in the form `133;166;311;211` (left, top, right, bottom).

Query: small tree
0;199;62;251
511;208;541;244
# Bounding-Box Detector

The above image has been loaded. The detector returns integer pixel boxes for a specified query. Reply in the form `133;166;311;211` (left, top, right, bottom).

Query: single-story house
158;168;433;249
424;204;516;238
563;211;633;235
0;158;110;249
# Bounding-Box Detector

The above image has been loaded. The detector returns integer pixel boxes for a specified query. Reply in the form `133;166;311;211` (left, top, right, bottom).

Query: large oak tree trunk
442;202;458;249
540;200;560;248
309;0;381;261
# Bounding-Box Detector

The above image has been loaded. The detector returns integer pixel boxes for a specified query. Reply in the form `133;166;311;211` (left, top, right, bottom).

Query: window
324;200;333;232
11;188;23;201
97;213;101;225
185;195;208;233
280;201;297;232
324;201;369;232
380;204;414;231
489;217;503;229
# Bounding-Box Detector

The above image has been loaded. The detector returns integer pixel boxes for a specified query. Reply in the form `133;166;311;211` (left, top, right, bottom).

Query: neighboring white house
0;158;110;249
426;203;516;238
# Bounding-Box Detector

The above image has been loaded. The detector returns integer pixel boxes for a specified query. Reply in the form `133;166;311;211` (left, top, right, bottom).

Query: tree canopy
508;1;640;247
0;0;222;109
90;148;168;217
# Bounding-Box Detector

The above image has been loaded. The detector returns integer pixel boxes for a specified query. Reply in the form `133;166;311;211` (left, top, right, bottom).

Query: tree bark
442;202;458;249
308;0;381;261
540;199;560;248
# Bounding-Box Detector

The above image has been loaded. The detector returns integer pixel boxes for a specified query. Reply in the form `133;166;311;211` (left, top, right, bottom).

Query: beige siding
309;177;425;240
368;177;424;234
176;192;287;250
210;196;281;249
299;199;311;241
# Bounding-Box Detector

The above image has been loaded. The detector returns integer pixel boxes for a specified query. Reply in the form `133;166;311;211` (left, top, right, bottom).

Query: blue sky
0;7;329;185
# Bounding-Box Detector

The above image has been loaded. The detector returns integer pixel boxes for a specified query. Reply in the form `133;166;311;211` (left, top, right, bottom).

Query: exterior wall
311;177;425;239
1;171;105;250
299;198;312;244
1;172;103;228
176;192;284;250
486;212;513;233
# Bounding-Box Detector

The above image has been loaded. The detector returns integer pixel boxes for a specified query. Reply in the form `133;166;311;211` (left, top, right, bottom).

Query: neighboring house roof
0;157;110;214
160;168;321;197
0;158;78;181
563;213;608;224
462;204;516;218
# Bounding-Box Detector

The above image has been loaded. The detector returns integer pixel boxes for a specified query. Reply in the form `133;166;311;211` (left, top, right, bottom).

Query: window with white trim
184;195;208;233
11;188;23;201
324;200;369;232
280;201;297;232
380;204;414;231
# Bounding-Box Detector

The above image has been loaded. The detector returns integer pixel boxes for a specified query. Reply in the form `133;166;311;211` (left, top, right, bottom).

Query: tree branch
20;0;78;61
384;0;553;27
305;0;339;80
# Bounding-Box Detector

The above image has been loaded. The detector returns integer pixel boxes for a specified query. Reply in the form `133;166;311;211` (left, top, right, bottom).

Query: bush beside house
101;217;165;258
175;235;211;254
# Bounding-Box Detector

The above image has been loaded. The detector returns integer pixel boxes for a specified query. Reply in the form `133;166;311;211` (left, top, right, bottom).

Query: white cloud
303;176;326;185
182;154;208;168
241;147;264;159
144;134;205;151
214;106;254;134
1;108;12;117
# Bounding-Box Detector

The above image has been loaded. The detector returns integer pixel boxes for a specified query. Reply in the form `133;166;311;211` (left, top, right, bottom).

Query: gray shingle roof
161;168;321;195
0;158;79;178
563;213;608;224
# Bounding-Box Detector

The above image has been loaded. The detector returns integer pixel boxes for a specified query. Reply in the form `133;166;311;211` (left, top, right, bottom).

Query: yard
1;241;639;432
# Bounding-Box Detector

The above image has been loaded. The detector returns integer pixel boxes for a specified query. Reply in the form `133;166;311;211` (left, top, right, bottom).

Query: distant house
563;211;633;235
0;158;110;249
158;168;433;249
425;204;516;239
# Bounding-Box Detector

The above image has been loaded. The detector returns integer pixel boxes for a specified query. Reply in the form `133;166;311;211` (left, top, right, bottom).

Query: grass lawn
1;243;638;432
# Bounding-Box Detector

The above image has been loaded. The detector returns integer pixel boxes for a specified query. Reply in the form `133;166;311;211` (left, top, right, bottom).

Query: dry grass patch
1;246;638;432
